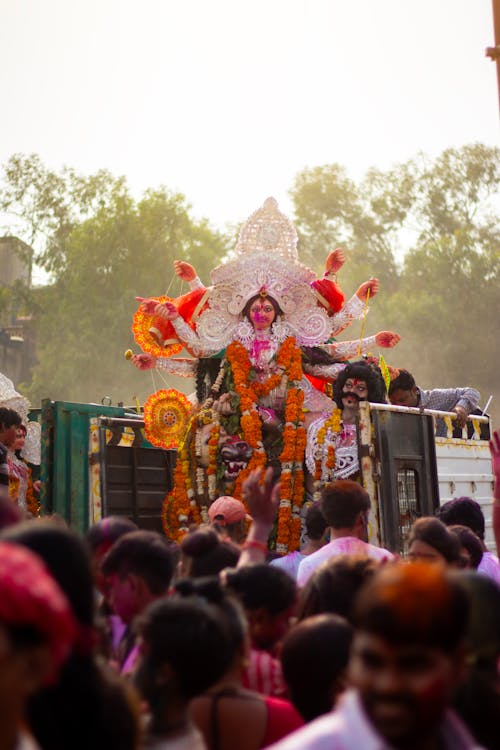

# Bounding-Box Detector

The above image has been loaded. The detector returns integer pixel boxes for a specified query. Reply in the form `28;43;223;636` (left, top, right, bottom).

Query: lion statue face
197;423;253;481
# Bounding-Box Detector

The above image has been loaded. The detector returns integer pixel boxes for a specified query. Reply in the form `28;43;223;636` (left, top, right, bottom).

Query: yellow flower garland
313;407;343;501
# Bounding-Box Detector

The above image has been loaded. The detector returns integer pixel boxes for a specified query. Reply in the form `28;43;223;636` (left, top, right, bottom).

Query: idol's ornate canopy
196;197;331;351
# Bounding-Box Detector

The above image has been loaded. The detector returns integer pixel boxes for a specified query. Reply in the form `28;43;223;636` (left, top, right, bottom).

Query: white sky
0;0;498;232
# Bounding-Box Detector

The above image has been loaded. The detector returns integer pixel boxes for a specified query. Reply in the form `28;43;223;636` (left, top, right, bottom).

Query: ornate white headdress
195;198;330;350
0;372;41;464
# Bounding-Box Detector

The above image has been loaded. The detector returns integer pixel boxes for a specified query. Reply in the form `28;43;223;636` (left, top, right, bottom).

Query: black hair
320;480;371;529
242;293;282;321
135;595;231;703
436;497;485;541
180;526;240;577
101;530;175;595
2;520;95;627
304;501;328;541
0;519;140;750
281;613;353;721
0;406;22;429
86;516;138;553
175;576;247;659
408;517;462;565
225;563;296;616
296;554;378;623
301;346;343;368
388;368;416;395
333;360;387;408
449;525;483;569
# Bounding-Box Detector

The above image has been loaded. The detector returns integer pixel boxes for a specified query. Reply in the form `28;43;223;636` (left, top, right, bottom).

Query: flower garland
312;407;343;501
227;336;306;554
161;416;201;542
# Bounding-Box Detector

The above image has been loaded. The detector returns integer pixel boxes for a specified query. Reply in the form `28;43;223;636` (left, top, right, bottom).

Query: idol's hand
375;331;401;348
174;260;197;282
356;278;379;301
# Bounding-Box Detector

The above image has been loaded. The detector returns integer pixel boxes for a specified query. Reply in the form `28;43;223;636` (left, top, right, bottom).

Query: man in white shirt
297;480;393;587
268;562;483;750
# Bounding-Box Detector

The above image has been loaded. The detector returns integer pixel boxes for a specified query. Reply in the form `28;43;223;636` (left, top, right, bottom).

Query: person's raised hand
242;466;280;528
489;429;500;479
136;296;158;315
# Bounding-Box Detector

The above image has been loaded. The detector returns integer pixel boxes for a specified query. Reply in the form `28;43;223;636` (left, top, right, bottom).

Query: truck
38;397;494;554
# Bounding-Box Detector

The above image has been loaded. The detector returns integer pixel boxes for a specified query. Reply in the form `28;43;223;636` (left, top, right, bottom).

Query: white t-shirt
265;689;483;750
297;536;393;587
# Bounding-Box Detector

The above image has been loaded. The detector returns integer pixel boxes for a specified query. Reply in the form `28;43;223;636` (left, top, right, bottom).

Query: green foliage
1;145;498;424
0;155;229;404
290;143;500;423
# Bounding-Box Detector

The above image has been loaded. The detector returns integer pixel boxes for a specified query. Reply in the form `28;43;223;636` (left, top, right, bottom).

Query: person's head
320;480;371;539
0;493;23;530
175;576;248;669
0;407;22;448
1;520;96;632
85;516;139;596
225;563;296;649
101;530;175;624
436;497;485;542
0;540;76;720
281;614;353;721
407;517;461;567
304;501;328;542
349;562;469;747
296;554;378;623
134;595;232;724
242;291;282;331
333;360;387;410
208;495;249;544
388;369;419;407
13;423;27;455
179;526;240;578
448;525;483;569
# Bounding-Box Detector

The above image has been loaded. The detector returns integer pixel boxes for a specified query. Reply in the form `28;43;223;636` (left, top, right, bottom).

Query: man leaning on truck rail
388;368;480;437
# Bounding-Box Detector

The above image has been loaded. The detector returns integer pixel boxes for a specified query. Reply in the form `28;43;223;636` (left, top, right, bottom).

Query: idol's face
342;378;368;408
248;299;276;330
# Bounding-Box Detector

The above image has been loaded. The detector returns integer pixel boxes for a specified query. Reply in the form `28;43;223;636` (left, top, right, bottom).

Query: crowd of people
0;197;497;749
0;428;499;749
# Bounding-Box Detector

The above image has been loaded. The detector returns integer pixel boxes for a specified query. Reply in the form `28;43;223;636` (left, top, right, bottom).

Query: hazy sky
0;0;498;230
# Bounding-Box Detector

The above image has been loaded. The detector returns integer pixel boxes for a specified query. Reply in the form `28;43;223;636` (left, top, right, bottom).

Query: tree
290;144;500;423
0;155;229;404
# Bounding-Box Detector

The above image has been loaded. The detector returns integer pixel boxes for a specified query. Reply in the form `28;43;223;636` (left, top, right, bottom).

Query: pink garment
297;537;393;587
242;647;286;697
478;550;500;585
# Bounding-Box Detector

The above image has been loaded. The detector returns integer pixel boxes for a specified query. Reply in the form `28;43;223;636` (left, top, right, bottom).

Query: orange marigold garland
164;336;308;552
161;415;201;542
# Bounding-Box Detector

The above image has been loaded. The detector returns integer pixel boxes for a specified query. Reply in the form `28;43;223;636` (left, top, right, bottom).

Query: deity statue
130;198;399;552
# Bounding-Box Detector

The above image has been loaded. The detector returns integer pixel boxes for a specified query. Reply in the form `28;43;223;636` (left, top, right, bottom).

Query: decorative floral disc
143;389;192;449
132;296;183;358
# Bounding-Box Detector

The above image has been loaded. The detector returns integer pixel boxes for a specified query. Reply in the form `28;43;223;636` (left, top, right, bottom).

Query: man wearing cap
208;496;251;545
